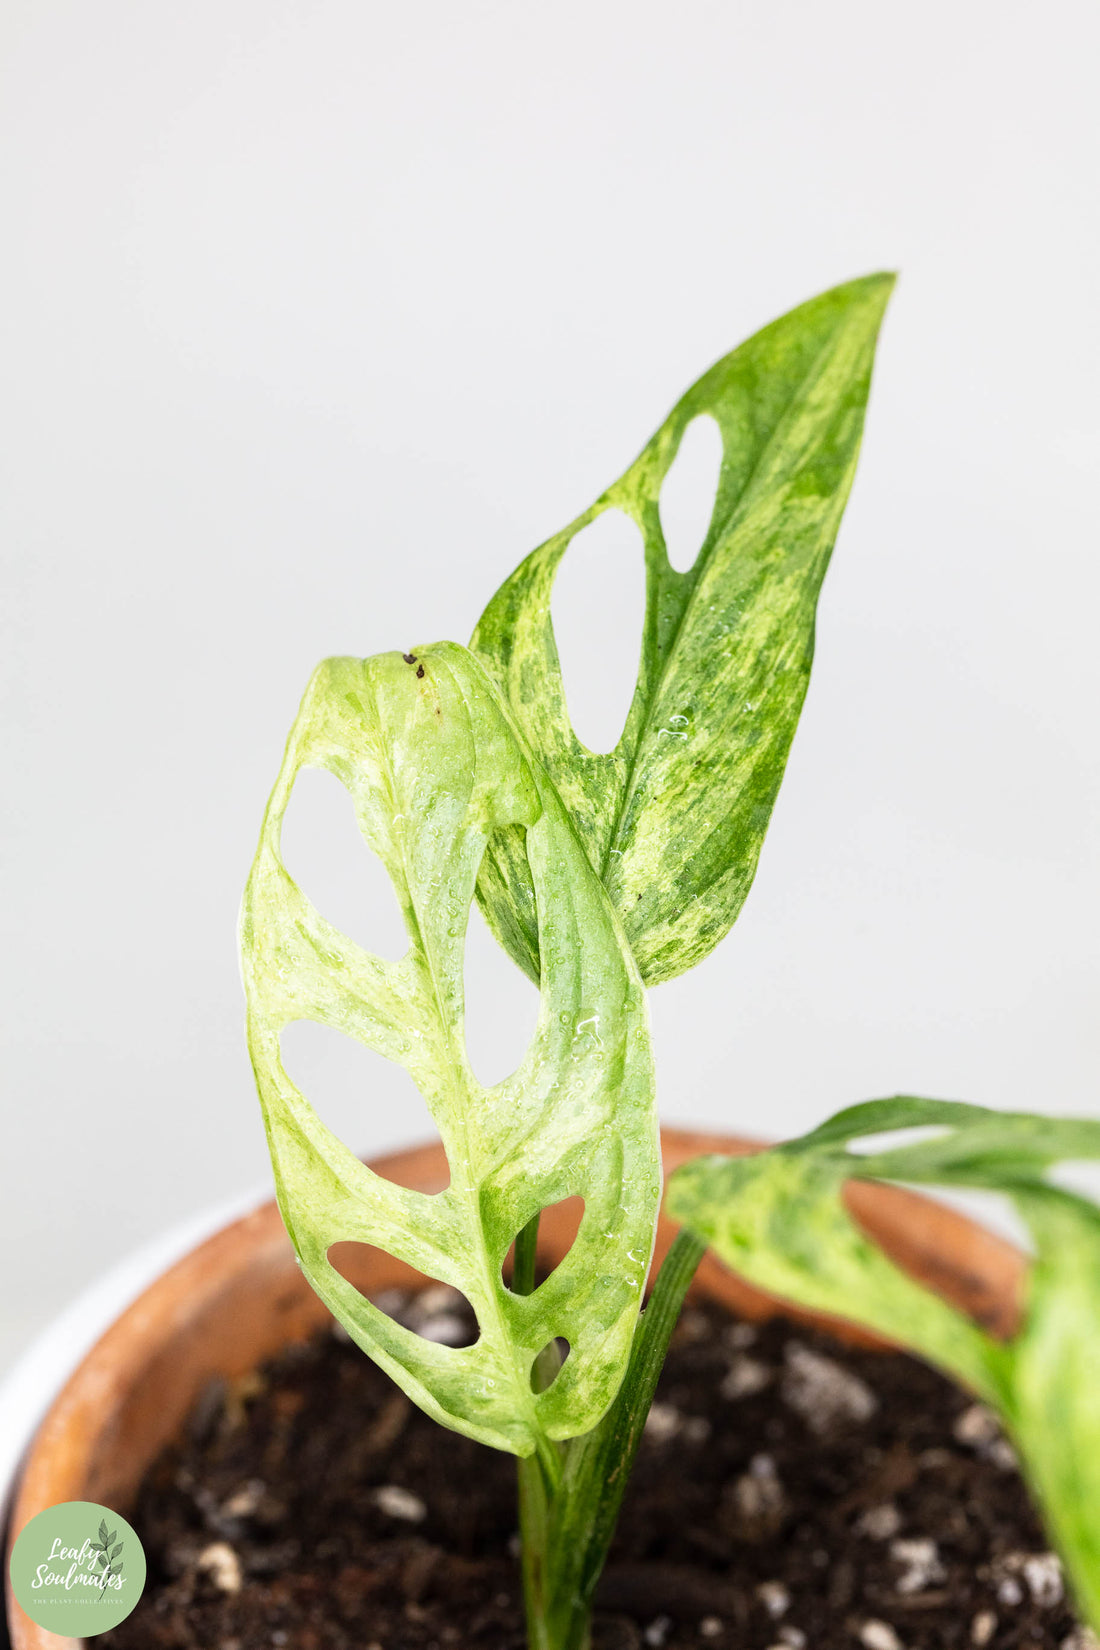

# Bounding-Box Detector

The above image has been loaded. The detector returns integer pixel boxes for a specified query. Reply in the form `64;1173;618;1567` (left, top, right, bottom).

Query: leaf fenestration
472;274;895;985
242;642;660;1456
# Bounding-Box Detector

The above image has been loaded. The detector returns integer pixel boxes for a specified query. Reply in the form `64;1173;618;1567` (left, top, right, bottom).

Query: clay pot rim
4;1127;1026;1650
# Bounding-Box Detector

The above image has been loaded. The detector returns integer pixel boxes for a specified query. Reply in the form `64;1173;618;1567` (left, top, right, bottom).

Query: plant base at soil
103;1297;1084;1650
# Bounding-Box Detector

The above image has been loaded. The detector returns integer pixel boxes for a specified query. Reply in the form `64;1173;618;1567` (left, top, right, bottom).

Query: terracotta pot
5;1128;1025;1650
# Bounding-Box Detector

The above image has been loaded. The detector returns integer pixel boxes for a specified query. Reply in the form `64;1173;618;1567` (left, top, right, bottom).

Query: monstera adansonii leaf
667;1098;1100;1627
472;273;894;986
241;643;659;1457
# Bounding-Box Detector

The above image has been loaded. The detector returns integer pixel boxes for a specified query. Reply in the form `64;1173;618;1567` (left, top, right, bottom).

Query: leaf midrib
371;654;544;1445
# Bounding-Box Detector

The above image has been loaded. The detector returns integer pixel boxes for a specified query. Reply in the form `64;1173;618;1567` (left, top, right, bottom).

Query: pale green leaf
666;1145;999;1401
1008;1187;1100;1627
473;274;895;985
668;1098;1100;1629
241;642;660;1456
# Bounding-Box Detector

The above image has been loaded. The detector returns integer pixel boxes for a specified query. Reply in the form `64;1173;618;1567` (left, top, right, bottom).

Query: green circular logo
9;1500;146;1636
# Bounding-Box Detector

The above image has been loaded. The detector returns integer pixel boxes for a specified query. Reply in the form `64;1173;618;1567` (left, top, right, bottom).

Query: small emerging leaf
242;643;660;1456
668;1098;1100;1629
666;1144;998;1401
473;274;894;984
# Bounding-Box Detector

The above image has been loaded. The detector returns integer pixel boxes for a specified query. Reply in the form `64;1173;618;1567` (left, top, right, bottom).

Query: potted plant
8;276;1097;1650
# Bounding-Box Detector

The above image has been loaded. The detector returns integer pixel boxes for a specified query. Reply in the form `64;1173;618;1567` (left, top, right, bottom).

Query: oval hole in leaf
463;894;541;1088
658;414;723;573
502;1196;585;1290
531;1337;570;1393
279;765;409;961
280;1020;448;1188
846;1125;952;1157
1046;1160;1100;1205
326;1245;478;1346
849;1182;1037;1297
901;1185;1036;1260
551;508;644;754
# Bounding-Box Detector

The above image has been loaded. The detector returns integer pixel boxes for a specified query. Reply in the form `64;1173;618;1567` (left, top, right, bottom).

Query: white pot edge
0;1181;274;1530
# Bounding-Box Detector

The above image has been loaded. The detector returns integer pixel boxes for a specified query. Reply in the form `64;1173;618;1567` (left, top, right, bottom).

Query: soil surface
103;1290;1088;1650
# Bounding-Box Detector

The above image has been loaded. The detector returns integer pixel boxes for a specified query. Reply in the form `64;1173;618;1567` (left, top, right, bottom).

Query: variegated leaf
241;642;659;1456
473;274;894;984
668;1098;1100;1628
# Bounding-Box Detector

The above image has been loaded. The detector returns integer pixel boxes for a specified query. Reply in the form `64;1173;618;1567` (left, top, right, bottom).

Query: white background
2;0;1098;1374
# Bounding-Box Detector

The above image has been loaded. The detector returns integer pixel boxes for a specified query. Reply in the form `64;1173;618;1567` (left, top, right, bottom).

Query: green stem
513;1210;541;1297
520;1228;708;1650
551;1229;707;1647
518;1449;556;1650
514;1210;565;1644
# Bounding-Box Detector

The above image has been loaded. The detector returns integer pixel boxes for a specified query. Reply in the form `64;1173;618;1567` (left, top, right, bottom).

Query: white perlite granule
1022;1554;1065;1607
756;1580;790;1618
371;1288;408;1321
221;1478;265;1518
727;1452;786;1539
682;1415;712;1444
953;1403;1001;1447
726;1322;758;1349
416;1312;470;1345
953;1402;1018;1469
408;1283;465;1321
721;1354;771;1399
196;1540;243;1594
856;1502;902;1540
644;1401;682;1443
781;1342;878;1434
890;1537;946;1594
373;1484;427;1522
859;1621;903;1650
994;1550;1064;1608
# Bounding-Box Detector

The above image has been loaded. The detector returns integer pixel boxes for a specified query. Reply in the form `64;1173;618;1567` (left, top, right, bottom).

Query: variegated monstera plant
241;277;1100;1650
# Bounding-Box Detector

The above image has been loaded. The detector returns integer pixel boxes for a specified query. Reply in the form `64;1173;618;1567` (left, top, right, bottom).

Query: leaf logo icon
90;1518;124;1598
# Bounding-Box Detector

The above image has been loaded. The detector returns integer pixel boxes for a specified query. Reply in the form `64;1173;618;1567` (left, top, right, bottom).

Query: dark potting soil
102;1291;1087;1650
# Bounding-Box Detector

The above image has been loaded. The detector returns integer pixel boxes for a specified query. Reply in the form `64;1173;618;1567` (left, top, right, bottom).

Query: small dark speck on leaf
403;653;418;665
417;664;425;679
